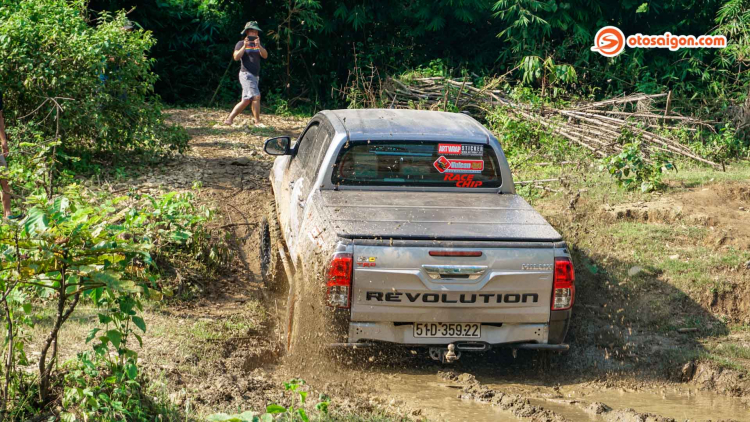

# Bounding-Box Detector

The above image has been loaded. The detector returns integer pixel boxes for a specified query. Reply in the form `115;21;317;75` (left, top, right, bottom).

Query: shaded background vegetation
86;0;749;122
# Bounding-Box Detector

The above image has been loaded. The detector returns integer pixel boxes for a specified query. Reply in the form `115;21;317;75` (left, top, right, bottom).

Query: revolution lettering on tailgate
365;291;539;304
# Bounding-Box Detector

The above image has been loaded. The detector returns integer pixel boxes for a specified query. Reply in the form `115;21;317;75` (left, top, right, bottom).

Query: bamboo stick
574;93;668;110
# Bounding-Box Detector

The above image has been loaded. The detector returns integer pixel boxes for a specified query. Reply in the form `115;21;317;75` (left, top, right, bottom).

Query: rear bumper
329;341;569;352
549;309;572;344
348;321;548;345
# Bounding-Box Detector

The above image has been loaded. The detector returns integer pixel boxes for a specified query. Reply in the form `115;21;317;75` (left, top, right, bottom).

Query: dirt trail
85;109;307;413
142;109;750;420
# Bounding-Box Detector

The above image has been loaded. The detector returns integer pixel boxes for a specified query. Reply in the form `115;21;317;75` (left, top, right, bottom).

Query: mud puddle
371;370;750;421
484;380;750;421
555;387;749;421
380;373;517;421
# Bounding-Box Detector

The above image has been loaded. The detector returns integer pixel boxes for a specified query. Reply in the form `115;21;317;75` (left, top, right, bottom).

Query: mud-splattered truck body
262;109;574;361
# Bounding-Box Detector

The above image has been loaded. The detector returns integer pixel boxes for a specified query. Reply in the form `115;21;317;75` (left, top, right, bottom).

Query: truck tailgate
351;242;553;323
320;191;559;324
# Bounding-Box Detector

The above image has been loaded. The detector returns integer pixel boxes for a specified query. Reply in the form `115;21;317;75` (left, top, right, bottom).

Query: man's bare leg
251;95;261;125
224;98;252;125
0;179;10;219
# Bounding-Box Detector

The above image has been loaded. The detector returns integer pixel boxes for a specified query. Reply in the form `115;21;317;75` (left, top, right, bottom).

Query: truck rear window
331;141;501;188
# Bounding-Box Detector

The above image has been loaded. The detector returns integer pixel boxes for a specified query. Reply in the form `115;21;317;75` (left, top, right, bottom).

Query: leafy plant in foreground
0;184;222;419
602;142;676;192
208;379;330;422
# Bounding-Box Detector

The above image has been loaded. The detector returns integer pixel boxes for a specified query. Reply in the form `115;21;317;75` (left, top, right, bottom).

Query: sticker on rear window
331;140;501;188
444;174;483;188
433;156;484;174
438;144;484;156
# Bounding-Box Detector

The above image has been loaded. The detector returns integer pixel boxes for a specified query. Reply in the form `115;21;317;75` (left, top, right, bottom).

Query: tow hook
429;344;461;363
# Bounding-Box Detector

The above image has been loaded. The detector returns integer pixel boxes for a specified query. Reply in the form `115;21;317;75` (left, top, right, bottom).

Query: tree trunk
3;302;13;411
38;264;80;403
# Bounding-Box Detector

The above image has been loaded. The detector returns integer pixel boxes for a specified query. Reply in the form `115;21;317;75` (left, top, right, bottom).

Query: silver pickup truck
260;109;574;363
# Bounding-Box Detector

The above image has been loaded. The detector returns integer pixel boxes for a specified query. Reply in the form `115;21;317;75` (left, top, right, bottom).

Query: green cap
240;21;262;34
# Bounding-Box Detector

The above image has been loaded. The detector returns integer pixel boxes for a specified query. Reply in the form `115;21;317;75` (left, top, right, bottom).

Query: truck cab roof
324;109;491;143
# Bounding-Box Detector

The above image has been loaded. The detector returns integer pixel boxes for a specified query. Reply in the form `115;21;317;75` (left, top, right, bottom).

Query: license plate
413;323;481;338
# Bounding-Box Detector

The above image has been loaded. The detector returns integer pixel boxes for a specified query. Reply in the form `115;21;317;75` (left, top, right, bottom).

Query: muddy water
379;374;517;421
557;387;750;421
376;372;750;421
484;380;750;422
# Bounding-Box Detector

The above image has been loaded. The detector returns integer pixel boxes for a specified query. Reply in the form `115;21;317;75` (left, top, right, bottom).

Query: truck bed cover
321;190;562;242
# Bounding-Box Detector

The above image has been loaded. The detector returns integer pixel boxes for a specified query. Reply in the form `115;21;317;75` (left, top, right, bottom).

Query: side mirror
264;136;291;156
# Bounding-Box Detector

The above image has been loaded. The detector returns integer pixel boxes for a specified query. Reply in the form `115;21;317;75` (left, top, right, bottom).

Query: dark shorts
240;71;260;100
0;154;5;168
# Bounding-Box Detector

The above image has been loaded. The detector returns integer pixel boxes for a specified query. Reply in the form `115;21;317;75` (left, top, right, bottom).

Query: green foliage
208;379;331;422
402;59;453;79
0;182;223;417
486;101;581;165
0;0;188;158
86;0;749;145
519;55;577;97
60;351;179;421
602;140;676;192
208;411;261;422
90;0;246;105
0;124;66;203
691;125;750;163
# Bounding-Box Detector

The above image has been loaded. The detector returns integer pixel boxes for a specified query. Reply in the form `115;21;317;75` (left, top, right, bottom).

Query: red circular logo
591;26;625;57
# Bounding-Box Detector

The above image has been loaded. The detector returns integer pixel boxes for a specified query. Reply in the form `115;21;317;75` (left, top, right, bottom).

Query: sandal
3;213;25;223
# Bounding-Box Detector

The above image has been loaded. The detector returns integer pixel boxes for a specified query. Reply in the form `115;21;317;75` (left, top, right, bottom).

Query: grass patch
664;161;750;188
662;347;749;374
246;124;278;137
602;222;749;291
708;343;750;360
190;311;264;341
702;354;749;373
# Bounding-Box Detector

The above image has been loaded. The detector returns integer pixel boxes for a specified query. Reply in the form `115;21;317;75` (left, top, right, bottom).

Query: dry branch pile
383;77;721;169
384;76;512;111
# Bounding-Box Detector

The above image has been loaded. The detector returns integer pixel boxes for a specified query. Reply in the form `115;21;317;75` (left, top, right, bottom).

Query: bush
0;0;188;158
208;379;331;422
691;125;750;164
60;351;181;421
0;184;226;417
602;141;675;193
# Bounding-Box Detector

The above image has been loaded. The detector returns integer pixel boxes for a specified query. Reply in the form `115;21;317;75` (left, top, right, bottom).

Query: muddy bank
439;371;570;421
437;370;747;422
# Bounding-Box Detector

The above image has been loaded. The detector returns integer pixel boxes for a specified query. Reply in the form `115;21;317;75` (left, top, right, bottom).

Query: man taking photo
224;21;268;127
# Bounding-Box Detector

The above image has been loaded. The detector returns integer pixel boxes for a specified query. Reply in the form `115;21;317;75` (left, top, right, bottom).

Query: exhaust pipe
455;342;489;351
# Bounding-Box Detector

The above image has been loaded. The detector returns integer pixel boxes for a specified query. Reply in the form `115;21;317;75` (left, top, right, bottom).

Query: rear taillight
551;257;575;310
326;252;353;308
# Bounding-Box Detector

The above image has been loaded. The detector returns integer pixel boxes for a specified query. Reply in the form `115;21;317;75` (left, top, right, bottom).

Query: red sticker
444;174;483;188
438;144;462;154
433;156;484;174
